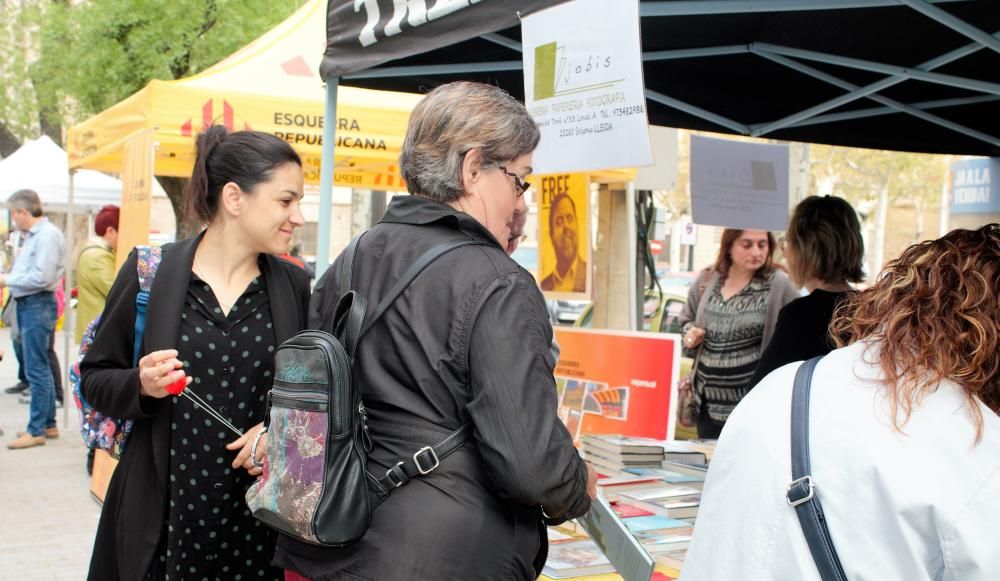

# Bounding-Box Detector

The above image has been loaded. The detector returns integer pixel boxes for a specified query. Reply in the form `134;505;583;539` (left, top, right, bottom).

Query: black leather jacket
275;195;591;580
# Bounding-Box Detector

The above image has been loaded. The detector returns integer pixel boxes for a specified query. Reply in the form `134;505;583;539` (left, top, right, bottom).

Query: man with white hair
3;189;65;449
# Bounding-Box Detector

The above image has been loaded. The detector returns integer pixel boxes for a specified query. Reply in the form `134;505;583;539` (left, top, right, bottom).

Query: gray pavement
0;327;98;580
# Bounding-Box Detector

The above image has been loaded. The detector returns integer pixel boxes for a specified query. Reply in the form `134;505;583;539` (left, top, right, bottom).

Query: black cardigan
80;235;310;581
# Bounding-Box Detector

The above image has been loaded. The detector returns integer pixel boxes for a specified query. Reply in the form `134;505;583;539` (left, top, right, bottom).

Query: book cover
542;540;615;579
624;467;706;484
622;515;691;533
632;495;701;520
611;502;655;518
577;494;655;581
635;525;694;545
621;486;702;502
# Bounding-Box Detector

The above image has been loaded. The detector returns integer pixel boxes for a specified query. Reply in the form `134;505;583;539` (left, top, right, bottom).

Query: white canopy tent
0;135;167;212
0;135;172;423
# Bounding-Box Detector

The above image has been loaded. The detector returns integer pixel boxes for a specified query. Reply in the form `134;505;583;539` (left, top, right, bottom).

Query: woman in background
678;228;798;438
682;225;1000;580
750;195;865;384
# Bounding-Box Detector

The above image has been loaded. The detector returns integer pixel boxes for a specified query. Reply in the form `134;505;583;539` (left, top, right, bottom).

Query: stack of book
581;434;666;476
542;438;718;579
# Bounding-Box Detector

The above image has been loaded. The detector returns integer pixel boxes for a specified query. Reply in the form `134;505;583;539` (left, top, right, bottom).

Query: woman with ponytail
80;127;311;580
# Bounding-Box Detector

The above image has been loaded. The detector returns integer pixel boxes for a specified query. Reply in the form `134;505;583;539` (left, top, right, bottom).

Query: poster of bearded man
539;173;591;298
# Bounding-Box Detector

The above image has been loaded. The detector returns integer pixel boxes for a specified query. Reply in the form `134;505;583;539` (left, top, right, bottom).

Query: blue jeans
12;330;63;399
17;292;58;436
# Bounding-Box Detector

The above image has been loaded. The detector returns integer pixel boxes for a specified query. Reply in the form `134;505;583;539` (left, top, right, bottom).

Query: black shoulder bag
786;356;848;581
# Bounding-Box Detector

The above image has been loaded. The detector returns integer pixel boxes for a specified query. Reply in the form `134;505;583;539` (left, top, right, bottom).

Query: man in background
3;189;65;449
75;205;119;342
4;226;64;409
540;193;587;292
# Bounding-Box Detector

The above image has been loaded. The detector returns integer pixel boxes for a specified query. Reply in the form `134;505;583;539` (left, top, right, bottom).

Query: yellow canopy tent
67;0;420;191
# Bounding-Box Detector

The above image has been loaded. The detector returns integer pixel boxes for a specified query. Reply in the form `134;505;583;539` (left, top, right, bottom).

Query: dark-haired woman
750;196;865;385
80;127;311;580
678;229;798;439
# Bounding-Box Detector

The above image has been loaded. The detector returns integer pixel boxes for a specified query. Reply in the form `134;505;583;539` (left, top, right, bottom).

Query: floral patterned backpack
70;245;161;459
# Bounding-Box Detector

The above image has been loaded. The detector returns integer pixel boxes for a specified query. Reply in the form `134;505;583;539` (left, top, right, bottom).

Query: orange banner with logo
554;327;681;442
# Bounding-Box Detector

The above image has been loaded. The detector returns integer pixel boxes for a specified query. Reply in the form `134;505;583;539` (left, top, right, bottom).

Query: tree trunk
159;176;202;239
0;122;20;157
914;196;925;243
871;173;892;275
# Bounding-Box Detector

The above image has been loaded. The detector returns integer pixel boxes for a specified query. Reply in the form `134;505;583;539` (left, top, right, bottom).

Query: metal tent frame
315;0;1000;274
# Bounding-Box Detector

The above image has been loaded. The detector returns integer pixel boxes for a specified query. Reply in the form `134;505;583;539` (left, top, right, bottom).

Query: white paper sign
522;0;654;174
690;135;790;231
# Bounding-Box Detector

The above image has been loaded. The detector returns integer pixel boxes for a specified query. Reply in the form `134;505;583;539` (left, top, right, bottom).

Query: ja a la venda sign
951;158;1000;215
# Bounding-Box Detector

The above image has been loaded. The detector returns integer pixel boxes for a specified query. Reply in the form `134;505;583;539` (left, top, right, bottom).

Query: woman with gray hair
278;82;595;580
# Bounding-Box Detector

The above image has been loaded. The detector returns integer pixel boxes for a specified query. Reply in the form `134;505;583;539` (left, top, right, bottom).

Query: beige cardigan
677;267;799;357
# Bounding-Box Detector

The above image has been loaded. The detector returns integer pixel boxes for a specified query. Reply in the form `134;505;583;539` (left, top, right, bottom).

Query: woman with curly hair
682;225;1000;580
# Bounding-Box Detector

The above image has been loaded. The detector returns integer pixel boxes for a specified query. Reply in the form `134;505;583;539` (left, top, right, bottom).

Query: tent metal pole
752;42;1000;97
754;50;1000;148
316;78;339;279
639;0;969;16
343;61;523;79
751;33;998;136
900;0;1000;55
644;88;750;134
643;45;749;61
63;170;76;424
481;33;522;53
782;95;1000;129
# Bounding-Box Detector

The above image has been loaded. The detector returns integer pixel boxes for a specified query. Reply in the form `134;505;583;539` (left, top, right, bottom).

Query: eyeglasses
498;165;530;197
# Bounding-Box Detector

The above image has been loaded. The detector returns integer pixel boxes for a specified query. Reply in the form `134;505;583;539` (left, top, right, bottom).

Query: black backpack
246;236;484;546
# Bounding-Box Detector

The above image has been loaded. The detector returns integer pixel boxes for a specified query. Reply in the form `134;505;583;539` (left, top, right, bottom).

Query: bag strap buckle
385;462;407;488
413;446;440;475
786;475;815;507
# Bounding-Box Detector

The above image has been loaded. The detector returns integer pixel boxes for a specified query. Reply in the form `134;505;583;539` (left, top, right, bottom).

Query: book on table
623;467;706;486
619;486;702;502
577;493;655;581
621;515;691;533
630;494;701;519
581;434;667;455
583;445;667;464
542;540;616;578
660;460;709;478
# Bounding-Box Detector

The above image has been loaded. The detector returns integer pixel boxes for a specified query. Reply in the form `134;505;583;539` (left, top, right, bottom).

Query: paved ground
0;327;97;580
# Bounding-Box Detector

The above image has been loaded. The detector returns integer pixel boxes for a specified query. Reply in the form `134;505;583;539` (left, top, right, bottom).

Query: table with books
540;434;716;581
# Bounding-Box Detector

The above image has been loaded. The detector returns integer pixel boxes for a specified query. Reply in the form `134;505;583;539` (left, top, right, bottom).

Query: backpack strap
786;356;848;581
358;239;488;341
341;233;364;292
360;238;488;491
377;422;473;490
132;246;162;367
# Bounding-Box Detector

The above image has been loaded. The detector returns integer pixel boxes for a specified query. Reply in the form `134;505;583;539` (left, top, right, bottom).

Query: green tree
5;0;302;234
0;0;45;155
809;144;947;275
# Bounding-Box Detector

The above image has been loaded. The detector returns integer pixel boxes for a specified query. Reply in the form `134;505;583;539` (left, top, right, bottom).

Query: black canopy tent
312;0;1000;272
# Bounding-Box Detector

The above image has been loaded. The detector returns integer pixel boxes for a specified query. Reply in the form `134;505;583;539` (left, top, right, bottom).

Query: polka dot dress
154;273;282;580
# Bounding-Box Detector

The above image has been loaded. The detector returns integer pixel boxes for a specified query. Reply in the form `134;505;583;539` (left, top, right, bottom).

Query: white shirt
681;341;1000;581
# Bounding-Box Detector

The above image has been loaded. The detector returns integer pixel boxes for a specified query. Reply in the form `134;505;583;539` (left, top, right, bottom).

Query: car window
660;299;685;334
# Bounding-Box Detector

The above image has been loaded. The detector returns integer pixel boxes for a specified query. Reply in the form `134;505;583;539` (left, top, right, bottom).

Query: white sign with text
522;0;653;174
690;135;790;231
